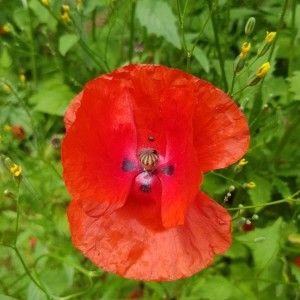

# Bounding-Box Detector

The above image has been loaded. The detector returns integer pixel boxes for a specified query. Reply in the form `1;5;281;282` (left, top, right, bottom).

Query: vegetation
0;0;300;299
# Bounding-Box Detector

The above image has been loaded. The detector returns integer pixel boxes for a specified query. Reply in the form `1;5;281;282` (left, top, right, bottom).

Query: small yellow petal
266;31;276;43
10;164;22;177
238;158;248;167
256;62;270;78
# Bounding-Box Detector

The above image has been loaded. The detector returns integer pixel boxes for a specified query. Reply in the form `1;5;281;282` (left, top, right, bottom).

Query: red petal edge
67;191;231;281
62;78;138;216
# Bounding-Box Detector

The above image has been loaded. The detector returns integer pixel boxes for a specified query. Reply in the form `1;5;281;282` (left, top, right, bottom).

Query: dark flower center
121;147;174;195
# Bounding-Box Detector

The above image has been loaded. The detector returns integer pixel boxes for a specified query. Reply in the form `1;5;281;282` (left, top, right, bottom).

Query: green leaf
0;295;18;300
29;77;75;116
29;0;57;30
291;264;300;283
136;0;181;49
272;177;291;198
0;46;12;69
287;71;300;100
235;218;282;272
192;46;210;73
247;171;272;211
59;34;80;56
190;275;234;300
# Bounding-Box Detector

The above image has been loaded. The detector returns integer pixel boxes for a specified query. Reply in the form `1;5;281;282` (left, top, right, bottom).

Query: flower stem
227;189;300;211
128;0;136;63
207;0;228;91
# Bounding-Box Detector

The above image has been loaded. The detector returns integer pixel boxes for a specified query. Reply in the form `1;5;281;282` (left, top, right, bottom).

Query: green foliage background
0;0;300;299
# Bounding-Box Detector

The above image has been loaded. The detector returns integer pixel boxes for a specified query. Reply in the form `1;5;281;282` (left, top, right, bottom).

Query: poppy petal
64;91;83;131
193;83;250;172
67;191;231;281
62;78;138;216
158;87;202;228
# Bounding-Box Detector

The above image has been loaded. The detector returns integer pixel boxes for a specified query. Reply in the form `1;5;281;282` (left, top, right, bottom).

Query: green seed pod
245;17;256;36
234;55;246;73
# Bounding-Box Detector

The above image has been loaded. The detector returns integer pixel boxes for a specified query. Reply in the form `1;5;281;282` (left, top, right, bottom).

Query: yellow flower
19;74;26;83
256;62;271;78
0;24;10;34
10;163;22;177
238;158;248;167
266;31;276;43
240;42;251;58
62;4;70;12
3;124;11;131
244;182;256;189
2;83;11;93
41;0;49;6
61;12;70;23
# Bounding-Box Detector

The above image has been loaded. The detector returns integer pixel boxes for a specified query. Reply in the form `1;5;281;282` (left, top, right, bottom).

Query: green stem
210;170;243;187
14;182;21;245
189;7;213;57
27;7;38;87
288;0;297;77
227;189;300;211
13;246;50;298
176;0;189;70
207;0;228;90
128;0;136;63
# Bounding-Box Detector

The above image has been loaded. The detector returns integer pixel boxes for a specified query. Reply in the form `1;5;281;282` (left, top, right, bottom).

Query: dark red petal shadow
67;191;231;281
62;79;138;216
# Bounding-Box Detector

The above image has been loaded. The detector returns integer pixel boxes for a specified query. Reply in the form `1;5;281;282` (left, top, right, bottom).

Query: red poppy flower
62;64;249;281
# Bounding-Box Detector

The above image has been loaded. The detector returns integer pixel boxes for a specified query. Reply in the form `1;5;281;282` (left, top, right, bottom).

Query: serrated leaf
235;218;282;272
136;0;181;49
59;34;80;56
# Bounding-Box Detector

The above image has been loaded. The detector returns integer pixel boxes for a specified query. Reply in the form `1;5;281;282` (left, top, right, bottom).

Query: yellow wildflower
244;182;256;189
240;42;251;58
238;158;248;167
257;62;271;78
3;124;11;131
41;0;49;6
19;74;26;83
2;83;11;93
0;24;10;34
62;4;70;12
10;163;22;177
266;31;276;43
61;12;70;23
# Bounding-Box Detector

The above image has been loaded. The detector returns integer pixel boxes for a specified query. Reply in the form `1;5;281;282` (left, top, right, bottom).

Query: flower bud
244;17;256;36
247;62;271;86
257;31;277;57
243;181;256;189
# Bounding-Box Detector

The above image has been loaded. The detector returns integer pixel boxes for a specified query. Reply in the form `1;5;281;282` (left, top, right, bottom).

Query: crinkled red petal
67;191;231;281
192;83;250;172
158;87;202;228
62;78;138;216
